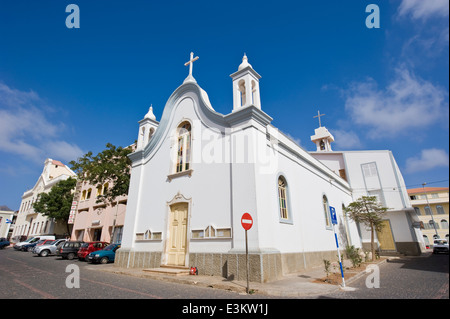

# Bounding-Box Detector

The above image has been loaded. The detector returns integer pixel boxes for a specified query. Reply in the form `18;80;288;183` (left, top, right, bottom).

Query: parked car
87;244;121;264
77;241;109;261
14;236;55;250
433;238;449;254
57;241;84;260
33;239;67;257
21;239;54;252
0;237;10;249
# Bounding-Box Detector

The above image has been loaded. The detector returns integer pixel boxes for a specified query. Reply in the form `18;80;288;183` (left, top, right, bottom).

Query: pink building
70;180;127;244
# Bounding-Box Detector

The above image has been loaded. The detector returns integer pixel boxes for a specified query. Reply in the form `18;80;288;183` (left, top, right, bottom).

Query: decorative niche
135;229;162;241
191;225;232;240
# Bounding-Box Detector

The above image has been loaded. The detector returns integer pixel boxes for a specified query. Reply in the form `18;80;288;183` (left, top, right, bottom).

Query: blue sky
0;0;448;211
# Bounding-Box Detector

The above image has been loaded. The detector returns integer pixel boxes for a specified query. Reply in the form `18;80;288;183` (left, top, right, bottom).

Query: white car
33;239;67;257
13;235;55;250
433;239;449;254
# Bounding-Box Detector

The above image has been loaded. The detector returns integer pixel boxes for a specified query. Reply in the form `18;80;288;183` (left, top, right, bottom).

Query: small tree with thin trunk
344;196;388;261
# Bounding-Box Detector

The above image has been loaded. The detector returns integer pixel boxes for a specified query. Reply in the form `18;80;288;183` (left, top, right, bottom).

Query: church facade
116;54;362;282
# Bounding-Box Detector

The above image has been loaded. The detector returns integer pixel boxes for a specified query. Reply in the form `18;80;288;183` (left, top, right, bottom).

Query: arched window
238;79;247;106
103;183;109;194
96;185;103;197
278;176;289;220
428;220;439;229
424;206;432;215
323;195;331;228
251;80;256;105
176;122;192;173
436;205;445;215
149;128;155;141
320;140;326;151
441;219;448;229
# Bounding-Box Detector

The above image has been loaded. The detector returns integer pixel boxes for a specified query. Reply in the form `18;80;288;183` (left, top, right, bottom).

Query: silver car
33;239;67;257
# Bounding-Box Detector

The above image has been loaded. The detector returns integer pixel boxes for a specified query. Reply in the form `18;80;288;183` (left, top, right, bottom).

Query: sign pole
241;213;253;294
245;229;249;294
330;206;345;288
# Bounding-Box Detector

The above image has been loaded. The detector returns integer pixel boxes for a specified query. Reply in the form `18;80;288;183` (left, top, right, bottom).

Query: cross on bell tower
310;110;334;152
313;110;326;127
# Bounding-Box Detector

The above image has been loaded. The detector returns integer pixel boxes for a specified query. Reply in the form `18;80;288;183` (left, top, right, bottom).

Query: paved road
324;253;449;299
0;248;268;300
2;248;448;303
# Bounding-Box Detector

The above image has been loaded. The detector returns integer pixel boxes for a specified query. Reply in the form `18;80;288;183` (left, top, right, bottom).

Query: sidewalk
90;258;389;298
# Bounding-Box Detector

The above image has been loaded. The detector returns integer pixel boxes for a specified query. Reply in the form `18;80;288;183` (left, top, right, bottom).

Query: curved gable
136;82;229;163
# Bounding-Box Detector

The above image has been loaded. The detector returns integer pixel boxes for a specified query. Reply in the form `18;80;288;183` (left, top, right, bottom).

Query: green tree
344;196;388;261
68;143;133;205
33;177;77;235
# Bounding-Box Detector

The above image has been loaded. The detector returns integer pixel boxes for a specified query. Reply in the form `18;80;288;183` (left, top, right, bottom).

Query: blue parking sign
329;206;337;225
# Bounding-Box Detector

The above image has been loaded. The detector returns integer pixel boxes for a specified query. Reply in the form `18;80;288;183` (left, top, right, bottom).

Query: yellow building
408;187;449;247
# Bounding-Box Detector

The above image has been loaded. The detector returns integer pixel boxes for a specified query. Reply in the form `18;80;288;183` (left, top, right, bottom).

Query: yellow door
167;203;188;266
376;220;396;251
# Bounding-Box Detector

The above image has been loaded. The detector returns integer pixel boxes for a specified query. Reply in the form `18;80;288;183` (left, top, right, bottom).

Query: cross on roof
184;52;199;78
314;110;325;127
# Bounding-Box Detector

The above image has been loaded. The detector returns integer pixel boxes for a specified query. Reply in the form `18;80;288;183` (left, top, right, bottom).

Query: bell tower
230;54;261;112
137;105;159;150
310;111;334;152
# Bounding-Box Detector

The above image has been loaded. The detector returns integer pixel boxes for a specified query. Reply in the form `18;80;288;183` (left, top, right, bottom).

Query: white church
116;53;423;282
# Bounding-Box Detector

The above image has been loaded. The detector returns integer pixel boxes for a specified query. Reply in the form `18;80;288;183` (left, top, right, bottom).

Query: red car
77;241;109;261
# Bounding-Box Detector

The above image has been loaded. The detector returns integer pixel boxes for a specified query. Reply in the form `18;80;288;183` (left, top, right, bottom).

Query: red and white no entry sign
241;213;253;231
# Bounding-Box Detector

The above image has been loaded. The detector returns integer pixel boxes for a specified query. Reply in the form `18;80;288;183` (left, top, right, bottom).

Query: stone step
143;266;190;276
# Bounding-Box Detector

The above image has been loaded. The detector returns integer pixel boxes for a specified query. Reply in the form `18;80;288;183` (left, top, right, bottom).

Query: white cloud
344;67;448;138
0;82;84;164
405;148;449;173
46;141;84;163
332;129;362;150
398;0;449;21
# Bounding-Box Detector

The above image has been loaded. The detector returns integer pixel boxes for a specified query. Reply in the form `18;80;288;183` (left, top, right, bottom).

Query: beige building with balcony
408;187;449;246
69;179;127;244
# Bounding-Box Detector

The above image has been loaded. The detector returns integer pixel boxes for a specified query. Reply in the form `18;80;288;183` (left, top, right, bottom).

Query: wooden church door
167;203;188;266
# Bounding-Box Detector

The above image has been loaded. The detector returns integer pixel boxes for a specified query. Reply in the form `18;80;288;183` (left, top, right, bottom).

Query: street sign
241;213;253;294
330;206;338;225
241;213;253;230
329;206;345;287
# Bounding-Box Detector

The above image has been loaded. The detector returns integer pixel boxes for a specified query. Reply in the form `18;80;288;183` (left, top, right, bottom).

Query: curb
341;257;388;287
88;257;390;298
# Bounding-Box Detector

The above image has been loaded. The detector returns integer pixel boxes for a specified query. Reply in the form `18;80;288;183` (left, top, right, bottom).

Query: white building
0;207;15;239
13;159;77;241
310;125;424;256
117;54;362;282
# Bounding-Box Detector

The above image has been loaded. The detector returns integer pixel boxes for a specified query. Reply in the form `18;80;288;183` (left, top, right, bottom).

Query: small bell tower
230;54;261;112
137;105;159;150
310;110;334;151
